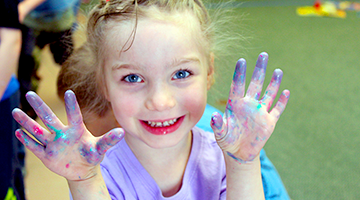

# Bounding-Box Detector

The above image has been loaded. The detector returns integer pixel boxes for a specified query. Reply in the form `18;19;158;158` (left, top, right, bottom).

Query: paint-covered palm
12;90;124;180
211;52;290;163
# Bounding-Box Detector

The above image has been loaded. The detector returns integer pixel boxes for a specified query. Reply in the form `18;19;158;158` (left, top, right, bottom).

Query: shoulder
192;126;220;152
101;139;127;169
184;127;226;199
100;140;139;199
191;126;225;173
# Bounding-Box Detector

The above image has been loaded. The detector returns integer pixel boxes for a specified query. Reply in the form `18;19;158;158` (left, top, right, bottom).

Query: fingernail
15;129;22;138
273;69;283;84
256;52;269;70
259;52;269;61
283;90;290;98
211;113;223;129
12;108;20;117
65;91;77;111
111;129;125;141
15;129;29;146
233;58;246;83
253;55;268;82
12;108;24;123
26;92;41;107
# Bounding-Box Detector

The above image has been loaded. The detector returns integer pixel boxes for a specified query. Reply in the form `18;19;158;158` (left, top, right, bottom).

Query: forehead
102;10;205;60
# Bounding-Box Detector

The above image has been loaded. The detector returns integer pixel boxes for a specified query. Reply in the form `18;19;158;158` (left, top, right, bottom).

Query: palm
37;125;100;180
13;90;124;180
211;53;290;163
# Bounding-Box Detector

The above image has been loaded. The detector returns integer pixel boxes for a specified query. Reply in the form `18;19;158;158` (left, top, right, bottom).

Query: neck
125;131;193;197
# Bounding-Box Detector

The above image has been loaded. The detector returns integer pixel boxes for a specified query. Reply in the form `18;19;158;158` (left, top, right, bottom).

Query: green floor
206;1;360;199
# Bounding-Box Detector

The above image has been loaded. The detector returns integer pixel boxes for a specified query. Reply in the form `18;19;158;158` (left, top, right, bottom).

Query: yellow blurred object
4;187;16;200
297;2;347;18
338;1;352;10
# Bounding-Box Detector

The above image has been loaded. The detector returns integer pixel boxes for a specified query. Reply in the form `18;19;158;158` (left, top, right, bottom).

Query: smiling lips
140;116;184;135
146;118;178;127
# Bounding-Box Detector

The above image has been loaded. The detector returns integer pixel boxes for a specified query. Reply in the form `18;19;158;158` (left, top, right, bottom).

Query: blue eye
124;74;142;83
173;70;190;79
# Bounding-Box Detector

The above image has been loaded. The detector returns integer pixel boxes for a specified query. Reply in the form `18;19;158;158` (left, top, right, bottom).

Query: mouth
140;116;184;135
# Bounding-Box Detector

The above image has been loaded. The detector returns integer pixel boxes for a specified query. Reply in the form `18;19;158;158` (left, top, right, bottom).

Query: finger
12;108;50;145
64;90;84;127
79;128;124;165
15;129;46;159
269;89;290;120
96;128;125;155
210;112;226;140
26;91;64;132
260;69;283;111
228;58;247;101
246;52;268;99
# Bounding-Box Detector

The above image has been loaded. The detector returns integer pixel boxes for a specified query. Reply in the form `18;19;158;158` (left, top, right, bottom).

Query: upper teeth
147;118;178;127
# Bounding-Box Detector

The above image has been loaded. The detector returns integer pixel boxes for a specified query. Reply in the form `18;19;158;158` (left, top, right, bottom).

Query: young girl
57;43;290;199
12;0;290;199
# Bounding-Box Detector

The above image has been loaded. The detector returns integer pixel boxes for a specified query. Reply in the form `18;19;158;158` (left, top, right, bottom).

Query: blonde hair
58;0;216;117
57;44;109;118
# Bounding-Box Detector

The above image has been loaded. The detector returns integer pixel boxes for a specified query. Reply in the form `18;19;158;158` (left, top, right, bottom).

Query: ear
102;74;111;102
104;89;111;102
207;52;215;90
104;87;109;101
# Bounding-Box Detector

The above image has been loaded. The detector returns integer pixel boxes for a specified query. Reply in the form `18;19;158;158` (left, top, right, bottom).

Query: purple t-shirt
100;127;227;199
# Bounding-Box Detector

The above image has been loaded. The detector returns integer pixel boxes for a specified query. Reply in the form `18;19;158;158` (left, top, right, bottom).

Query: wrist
224;153;264;200
224;151;261;170
67;166;101;184
67;167;111;200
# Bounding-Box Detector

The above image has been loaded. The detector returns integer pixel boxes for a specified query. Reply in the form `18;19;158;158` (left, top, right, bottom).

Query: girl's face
104;16;212;149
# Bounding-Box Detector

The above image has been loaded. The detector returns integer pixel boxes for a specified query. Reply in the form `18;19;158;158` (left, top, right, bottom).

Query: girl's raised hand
211;52;290;163
12;90;124;180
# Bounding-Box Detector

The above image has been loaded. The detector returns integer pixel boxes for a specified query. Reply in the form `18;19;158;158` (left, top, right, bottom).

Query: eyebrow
111;57;201;71
171;57;201;68
112;63;140;71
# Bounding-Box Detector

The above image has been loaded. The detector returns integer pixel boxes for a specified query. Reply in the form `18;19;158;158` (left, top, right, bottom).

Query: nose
145;84;176;111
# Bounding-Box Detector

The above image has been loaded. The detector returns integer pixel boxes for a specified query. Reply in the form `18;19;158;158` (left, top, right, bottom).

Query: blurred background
25;0;360;199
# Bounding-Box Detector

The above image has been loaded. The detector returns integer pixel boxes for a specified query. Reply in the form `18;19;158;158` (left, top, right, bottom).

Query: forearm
68;166;111;200
225;154;264;200
0;28;22;98
19;0;45;12
18;0;46;23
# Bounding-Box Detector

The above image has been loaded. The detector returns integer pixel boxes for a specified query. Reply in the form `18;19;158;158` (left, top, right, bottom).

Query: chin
143;132;190;149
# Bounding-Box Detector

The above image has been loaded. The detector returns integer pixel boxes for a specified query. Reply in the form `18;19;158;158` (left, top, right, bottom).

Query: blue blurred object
196;104;290;200
1;75;19;101
23;0;81;32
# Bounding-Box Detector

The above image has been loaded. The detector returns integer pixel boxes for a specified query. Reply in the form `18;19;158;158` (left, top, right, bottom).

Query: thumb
210;112;226;141
96;128;125;155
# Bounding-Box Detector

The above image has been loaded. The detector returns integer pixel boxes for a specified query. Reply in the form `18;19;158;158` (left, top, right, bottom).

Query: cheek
183;82;208;119
109;93;139;123
105;74;138;121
